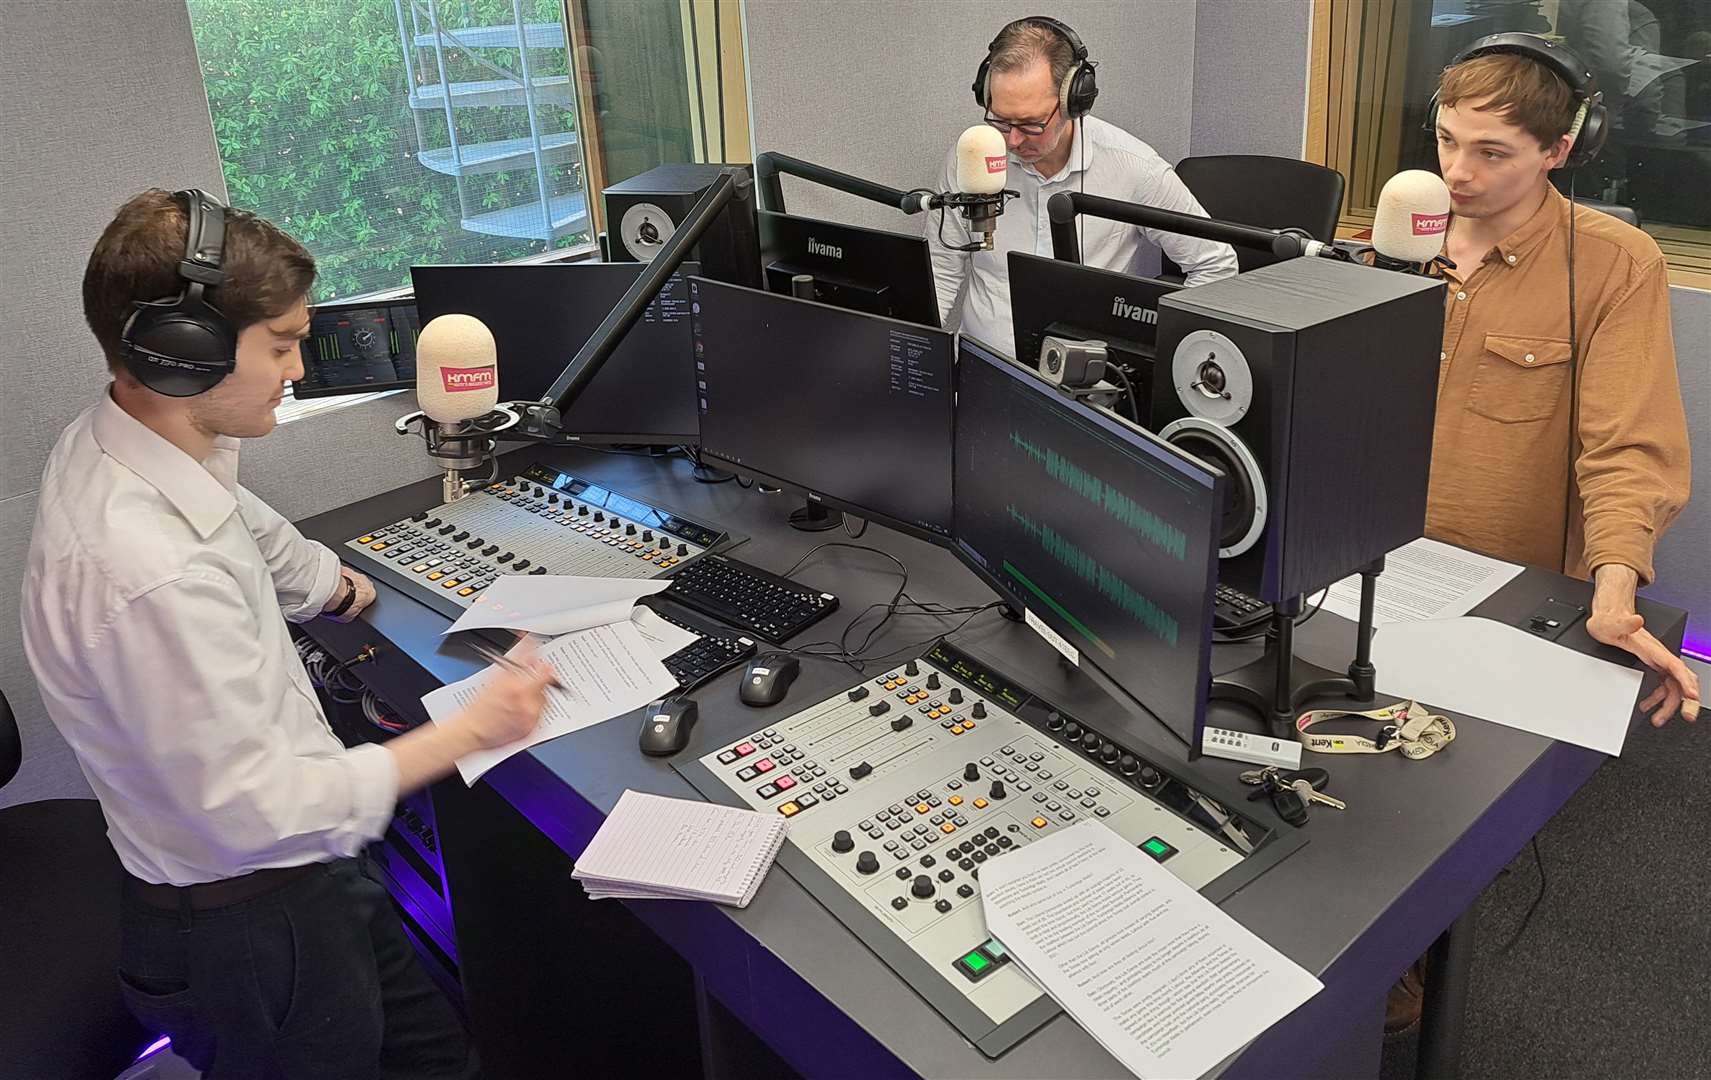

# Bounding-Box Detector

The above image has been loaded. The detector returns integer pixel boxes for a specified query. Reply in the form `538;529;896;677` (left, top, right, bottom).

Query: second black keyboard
1214;583;1274;636
664;553;839;643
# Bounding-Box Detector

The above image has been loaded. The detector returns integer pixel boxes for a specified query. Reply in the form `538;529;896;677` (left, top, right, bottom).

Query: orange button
973;798;988;809
457;587;476;596
411;563;430;573
426;571;445;580
441;578;461;588
884;681;899;690
369;542;388;550
778;802;801;817
948;795;963;806
962;720;977;730
950;724;965;735
357;535;374;543
941;823;956;834
1032;817;1049;829
915;802;930;814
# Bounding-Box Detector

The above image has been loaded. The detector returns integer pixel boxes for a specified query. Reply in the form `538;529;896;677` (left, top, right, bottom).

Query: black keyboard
1214;583;1274;635
664;554;839;643
643;603;758;691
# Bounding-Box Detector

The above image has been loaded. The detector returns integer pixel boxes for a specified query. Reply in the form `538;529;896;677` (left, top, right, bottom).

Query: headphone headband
1425;33;1606;168
973;16;1100;120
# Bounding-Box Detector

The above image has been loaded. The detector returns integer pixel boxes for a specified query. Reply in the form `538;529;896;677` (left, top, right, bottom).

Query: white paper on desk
1371;616;1644;756
423;620;678;784
981;821;1321;1080
629;605;700;661
1321;538;1523;626
442;574;671;636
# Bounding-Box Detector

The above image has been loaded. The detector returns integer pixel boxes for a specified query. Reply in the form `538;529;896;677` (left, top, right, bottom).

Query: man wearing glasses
929;17;1238;351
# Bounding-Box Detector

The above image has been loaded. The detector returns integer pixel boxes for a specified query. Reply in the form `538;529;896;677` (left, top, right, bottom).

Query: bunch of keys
1240;766;1346;827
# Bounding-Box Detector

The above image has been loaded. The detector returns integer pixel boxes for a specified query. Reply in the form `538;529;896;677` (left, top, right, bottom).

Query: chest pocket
1467;333;1572;424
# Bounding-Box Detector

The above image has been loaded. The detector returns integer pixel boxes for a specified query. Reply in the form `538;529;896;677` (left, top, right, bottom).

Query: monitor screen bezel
949;334;1224;754
408;261;702;447
757;209;941;329
690;276;956;544
291;297;421;400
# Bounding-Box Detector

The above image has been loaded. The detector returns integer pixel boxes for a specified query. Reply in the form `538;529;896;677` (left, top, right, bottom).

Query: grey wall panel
240;393;439;524
743;0;1199;237
1189;0;1313;158
0;0;227;503
1647;286;1710;652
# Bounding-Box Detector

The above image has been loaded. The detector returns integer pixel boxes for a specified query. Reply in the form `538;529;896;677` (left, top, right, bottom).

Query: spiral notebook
572;790;787;908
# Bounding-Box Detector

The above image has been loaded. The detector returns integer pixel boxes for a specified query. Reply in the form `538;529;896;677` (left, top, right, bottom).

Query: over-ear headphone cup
1568;105;1607;167
122;303;238;397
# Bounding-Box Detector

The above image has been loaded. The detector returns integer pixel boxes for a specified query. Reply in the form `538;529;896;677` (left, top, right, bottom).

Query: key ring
1296;700;1456;761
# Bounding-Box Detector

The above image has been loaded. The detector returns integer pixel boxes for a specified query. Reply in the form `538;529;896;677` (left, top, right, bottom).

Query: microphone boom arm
525;169;747;435
1046;192;1320;264
754;151;925;215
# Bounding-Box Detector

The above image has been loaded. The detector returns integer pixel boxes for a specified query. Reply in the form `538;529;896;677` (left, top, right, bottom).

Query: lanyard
1296;700;1456;761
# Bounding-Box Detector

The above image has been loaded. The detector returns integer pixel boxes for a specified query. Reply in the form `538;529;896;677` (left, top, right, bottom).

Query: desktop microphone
902;126;1014;249
1370;170;1451;272
396;313;519;503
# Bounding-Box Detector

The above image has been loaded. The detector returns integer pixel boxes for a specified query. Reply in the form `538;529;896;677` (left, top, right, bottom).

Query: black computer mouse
739;653;800;707
638;698;699;757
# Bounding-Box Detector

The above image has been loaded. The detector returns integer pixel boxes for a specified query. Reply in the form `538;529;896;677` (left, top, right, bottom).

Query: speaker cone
1157;418;1268;558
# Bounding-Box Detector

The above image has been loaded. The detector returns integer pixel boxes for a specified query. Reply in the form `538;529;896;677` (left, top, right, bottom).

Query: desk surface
297;445;1683;1080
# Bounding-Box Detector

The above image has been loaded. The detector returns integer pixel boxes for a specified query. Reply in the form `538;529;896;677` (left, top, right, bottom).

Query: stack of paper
572;791;787;908
981;821;1321;1079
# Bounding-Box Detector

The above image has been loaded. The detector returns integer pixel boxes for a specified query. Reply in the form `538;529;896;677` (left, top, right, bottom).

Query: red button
755;759;776;773
734;742;756;756
776;775;797;790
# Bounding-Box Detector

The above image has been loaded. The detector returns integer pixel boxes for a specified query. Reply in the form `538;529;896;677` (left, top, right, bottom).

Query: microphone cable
1561;170;1581;576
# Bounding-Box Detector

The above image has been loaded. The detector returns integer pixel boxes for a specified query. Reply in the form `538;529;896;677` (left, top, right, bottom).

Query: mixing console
676;641;1303;1057
341;464;734;621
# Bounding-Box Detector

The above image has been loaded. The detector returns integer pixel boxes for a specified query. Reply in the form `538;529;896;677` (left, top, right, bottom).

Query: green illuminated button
955;949;995;981
981;938;1007;961
1141;837;1178;862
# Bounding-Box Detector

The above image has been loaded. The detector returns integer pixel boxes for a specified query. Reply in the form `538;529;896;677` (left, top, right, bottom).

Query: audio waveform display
1008;507;1180;647
1010;433;1188;560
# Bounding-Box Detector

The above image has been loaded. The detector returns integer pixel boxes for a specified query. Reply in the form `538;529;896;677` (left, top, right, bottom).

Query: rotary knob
971;702;987;719
1081;732;1102;753
989;780;1007;800
926;673;941;690
947;688;963;705
911;874;936;899
856;851;879;875
1139;766;1162;788
1100;744;1121;765
1118;753;1140;776
1063;721;1083;740
831;830;854;854
963;762;980;782
1045;710;1065;730
904;661;919;677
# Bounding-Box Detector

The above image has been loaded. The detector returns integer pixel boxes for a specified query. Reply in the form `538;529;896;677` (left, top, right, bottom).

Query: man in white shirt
20;189;553;1078
929;17;1239;355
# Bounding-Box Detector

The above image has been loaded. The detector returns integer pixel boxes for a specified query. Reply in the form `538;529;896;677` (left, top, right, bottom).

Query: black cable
843;515;869;538
1562;170;1581;575
1500;837;1548;954
1107;365;1138;421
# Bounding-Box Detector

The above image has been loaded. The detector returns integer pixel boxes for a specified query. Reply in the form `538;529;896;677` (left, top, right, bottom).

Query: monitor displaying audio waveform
292;299;421;399
953;337;1222;750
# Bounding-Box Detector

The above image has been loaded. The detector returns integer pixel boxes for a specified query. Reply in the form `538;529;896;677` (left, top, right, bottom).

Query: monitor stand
1209;557;1382;737
788;500;842;532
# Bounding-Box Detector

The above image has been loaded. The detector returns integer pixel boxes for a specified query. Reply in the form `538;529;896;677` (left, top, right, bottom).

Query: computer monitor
1008;252;1180;423
688;277;955;540
952;336;1223;752
410;261;700;445
293;299;421;399
757;210;941;328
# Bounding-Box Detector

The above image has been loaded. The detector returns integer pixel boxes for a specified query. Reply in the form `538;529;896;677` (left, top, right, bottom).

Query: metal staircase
393;0;589;244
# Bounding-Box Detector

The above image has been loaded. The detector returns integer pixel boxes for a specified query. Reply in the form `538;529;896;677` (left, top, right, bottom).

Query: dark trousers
118;858;479;1080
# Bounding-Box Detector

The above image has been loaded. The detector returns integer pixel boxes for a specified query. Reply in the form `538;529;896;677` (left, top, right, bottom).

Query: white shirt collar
89;389;240;540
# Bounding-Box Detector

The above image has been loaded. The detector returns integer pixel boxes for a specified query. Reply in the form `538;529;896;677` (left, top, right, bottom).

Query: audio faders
675;641;1303;1058
342;464;735;620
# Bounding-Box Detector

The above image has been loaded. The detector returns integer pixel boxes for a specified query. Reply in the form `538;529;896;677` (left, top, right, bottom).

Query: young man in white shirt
928;16;1239;353
20;189;554;1077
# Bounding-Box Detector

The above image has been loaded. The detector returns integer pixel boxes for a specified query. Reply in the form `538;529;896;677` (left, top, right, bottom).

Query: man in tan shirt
1428;41;1698;726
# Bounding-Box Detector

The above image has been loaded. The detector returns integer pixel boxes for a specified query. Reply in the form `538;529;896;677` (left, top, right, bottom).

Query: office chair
1574;197;1640;228
1163;154;1347;276
0;687;150;1079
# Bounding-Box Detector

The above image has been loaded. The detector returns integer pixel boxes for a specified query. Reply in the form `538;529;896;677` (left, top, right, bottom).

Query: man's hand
1587;564;1701;726
456;640;556;750
322;568;376;623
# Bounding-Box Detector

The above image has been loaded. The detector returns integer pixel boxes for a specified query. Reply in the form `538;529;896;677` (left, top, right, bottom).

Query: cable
843;514;869;538
1107;365;1138;421
361;691;410;733
1499;837;1548;954
1562;171;1581;575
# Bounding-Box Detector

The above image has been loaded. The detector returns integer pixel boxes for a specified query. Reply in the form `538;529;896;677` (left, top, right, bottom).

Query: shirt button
1524;353;1536;364
1439;351;1447;361
1506;254;1517;264
1456;290;1467;301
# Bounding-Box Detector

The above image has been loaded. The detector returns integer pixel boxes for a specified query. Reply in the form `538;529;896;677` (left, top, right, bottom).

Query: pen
464;638;565;690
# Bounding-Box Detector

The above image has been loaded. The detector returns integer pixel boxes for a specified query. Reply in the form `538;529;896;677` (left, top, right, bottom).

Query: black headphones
1424;33;1607;169
972;16;1099;120
118;189;239;397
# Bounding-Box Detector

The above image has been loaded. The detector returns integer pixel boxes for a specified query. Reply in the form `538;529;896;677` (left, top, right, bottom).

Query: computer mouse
739;653;800;707
638;698;698;757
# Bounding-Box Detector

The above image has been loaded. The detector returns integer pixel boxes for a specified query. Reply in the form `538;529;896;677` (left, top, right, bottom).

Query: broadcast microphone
902;125;1014;249
397;313;519;503
1370;170;1451;272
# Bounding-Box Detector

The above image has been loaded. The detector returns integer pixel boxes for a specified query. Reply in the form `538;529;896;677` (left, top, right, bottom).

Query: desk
296;445;1683;1080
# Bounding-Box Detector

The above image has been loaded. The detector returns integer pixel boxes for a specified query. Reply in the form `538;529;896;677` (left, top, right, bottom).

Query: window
1307;0;1711;284
186;0;749;418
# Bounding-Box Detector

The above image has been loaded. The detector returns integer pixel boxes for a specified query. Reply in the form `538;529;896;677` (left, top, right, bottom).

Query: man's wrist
1591;563;1640;613
324;573;357;617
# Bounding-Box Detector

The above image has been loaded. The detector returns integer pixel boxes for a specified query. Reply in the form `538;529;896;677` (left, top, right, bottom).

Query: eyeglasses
984;104;1060;136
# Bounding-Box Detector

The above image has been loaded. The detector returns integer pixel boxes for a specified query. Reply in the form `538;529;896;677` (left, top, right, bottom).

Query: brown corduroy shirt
1426;185;1690;584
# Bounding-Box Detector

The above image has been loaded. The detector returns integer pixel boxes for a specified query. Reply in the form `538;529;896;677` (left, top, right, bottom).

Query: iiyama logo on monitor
1111;295;1158;325
806;237;844;259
